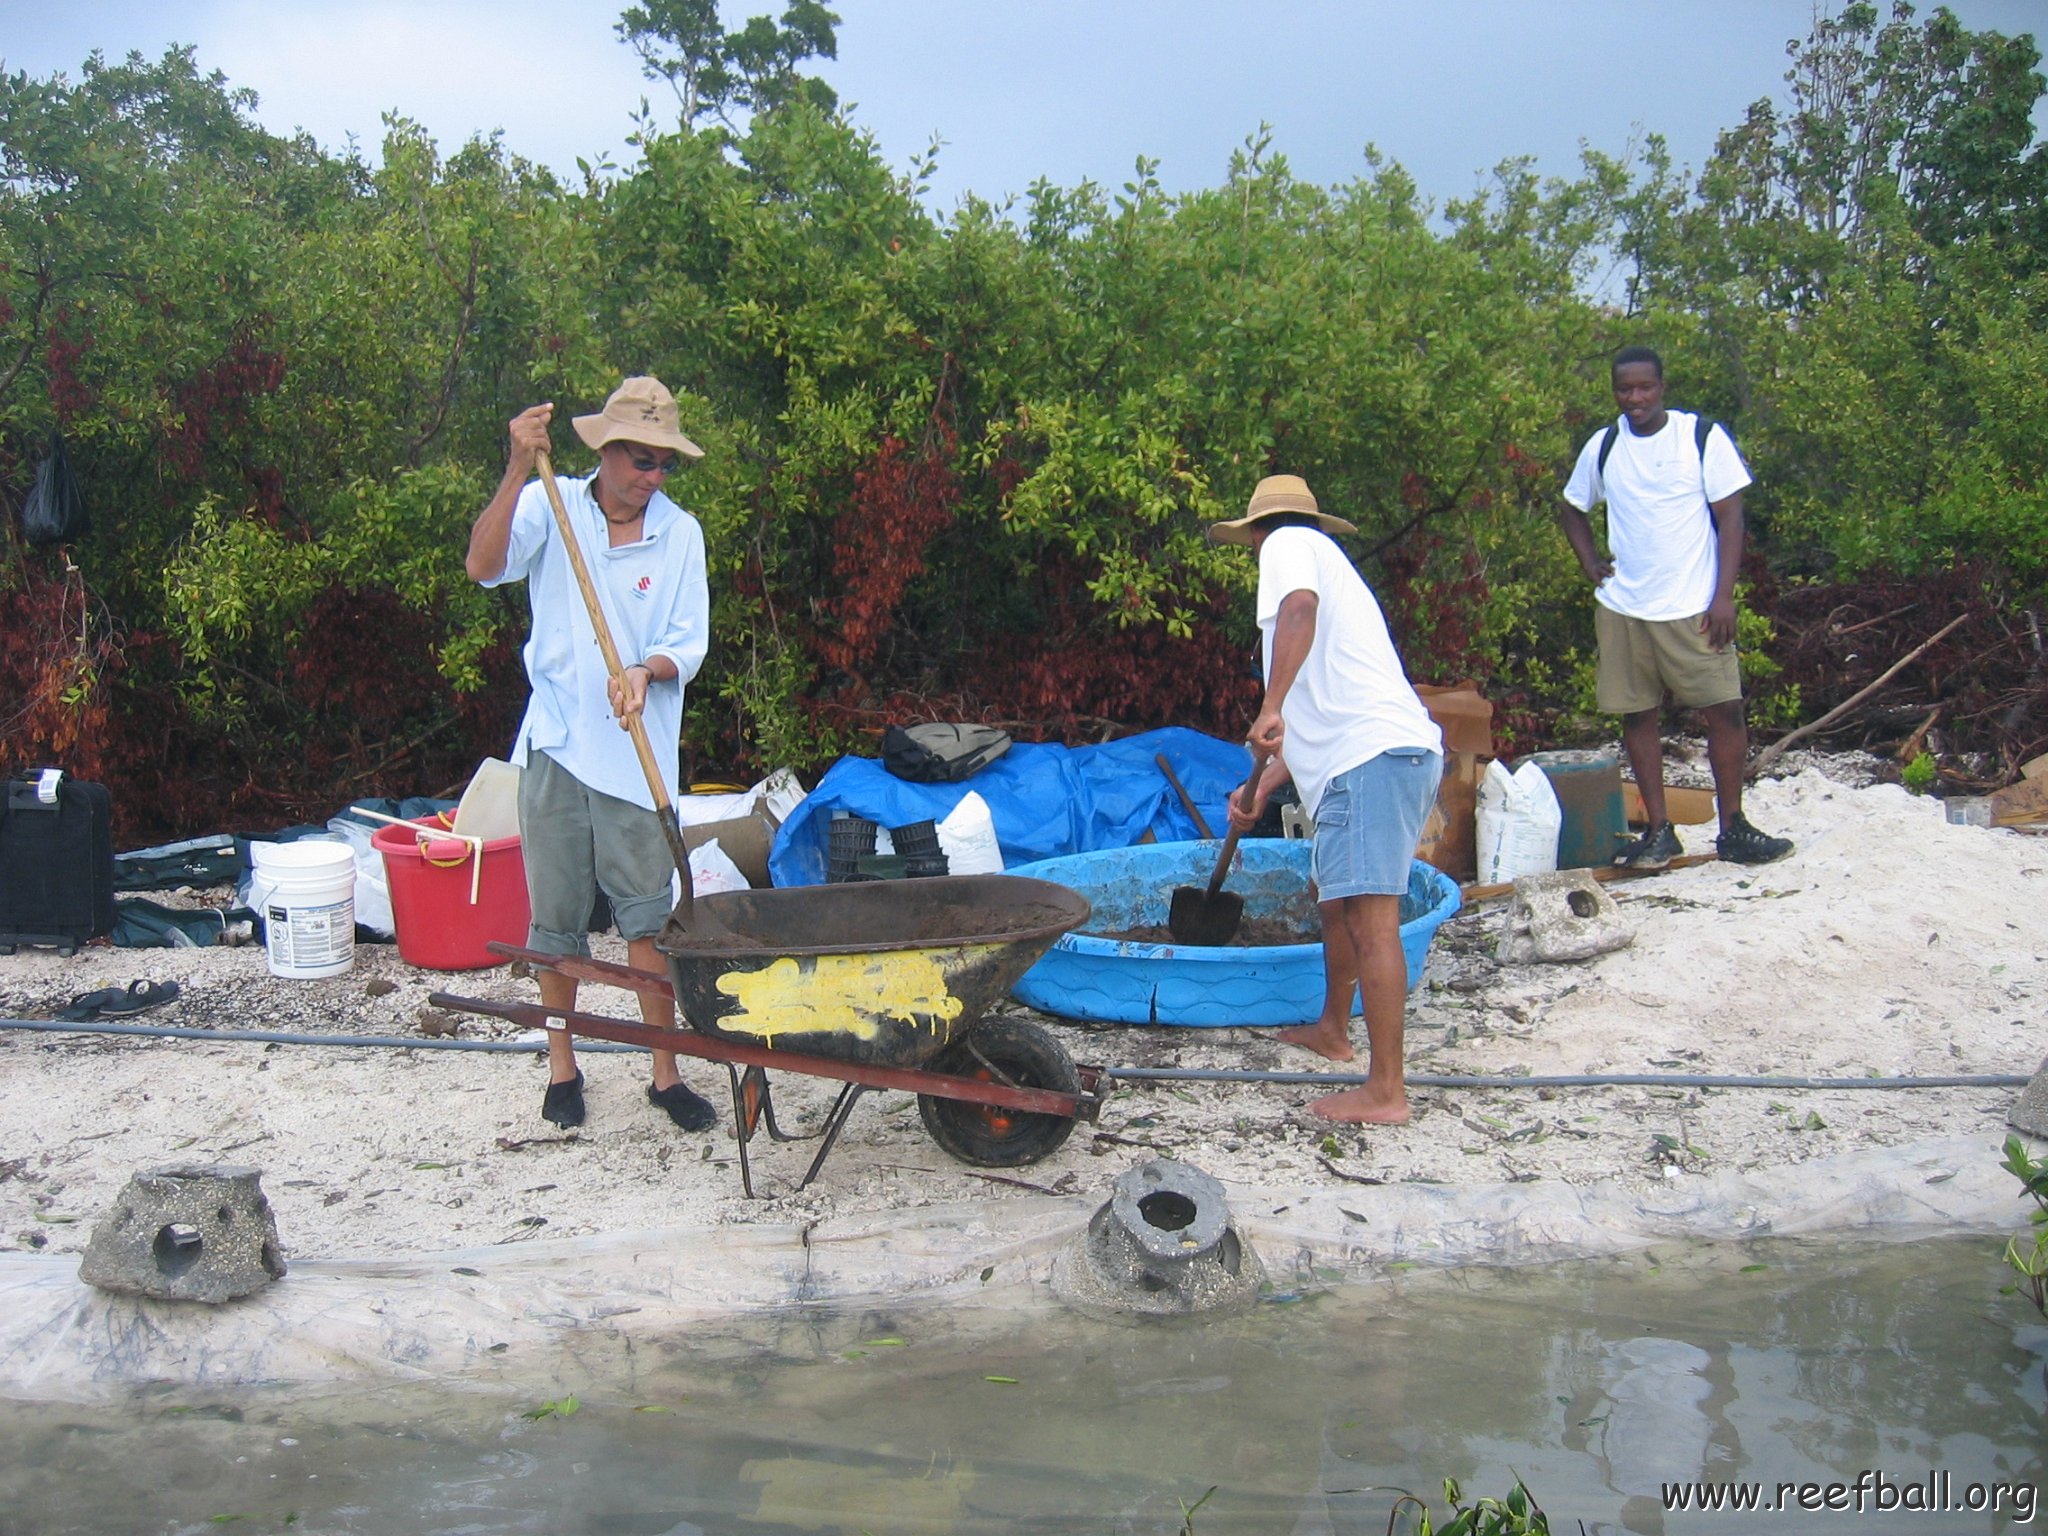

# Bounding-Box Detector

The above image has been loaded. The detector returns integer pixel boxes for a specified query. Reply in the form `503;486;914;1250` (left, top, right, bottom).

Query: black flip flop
58;979;181;1022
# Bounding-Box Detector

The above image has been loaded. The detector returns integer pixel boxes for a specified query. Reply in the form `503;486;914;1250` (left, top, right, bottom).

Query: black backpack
881;723;1013;783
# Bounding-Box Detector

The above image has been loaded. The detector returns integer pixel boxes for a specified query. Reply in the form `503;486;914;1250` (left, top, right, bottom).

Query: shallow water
4;1237;2043;1534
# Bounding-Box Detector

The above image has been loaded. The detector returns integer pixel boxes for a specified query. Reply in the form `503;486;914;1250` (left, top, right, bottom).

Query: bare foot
1276;1023;1355;1062
1308;1084;1410;1124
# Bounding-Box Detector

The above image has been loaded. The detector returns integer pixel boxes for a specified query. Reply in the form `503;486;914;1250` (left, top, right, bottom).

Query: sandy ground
2;746;2044;1266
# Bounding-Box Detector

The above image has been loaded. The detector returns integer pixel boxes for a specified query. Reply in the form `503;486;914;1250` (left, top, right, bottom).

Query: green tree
616;0;840;128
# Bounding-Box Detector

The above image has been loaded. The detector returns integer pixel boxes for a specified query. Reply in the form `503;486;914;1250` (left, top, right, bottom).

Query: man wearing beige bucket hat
1212;474;1443;1124
466;377;718;1133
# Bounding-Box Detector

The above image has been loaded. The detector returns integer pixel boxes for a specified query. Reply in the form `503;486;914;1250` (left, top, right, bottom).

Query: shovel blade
1168;885;1244;948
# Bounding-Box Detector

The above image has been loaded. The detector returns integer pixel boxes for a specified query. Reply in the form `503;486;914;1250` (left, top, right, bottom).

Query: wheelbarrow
430;874;1103;1196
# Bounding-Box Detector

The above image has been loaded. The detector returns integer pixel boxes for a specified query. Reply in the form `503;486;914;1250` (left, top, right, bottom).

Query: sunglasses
621;449;681;475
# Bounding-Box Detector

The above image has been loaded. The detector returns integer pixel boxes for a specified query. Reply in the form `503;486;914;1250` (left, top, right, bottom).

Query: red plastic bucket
371;818;531;970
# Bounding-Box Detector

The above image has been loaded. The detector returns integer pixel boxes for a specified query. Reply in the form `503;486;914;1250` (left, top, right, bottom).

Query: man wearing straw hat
466;376;718;1133
1211;475;1443;1124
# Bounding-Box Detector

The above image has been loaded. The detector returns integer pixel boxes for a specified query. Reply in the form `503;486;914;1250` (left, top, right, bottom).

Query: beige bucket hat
1207;474;1357;545
572;376;705;459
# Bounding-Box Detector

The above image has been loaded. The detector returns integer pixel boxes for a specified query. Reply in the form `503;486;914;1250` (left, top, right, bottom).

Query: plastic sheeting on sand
769;726;1253;888
0;1133;2023;1401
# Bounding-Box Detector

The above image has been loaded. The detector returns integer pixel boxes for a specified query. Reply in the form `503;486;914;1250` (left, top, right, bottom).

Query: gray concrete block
1052;1158;1264;1314
1497;868;1636;965
2009;1059;2048;1140
79;1164;286;1303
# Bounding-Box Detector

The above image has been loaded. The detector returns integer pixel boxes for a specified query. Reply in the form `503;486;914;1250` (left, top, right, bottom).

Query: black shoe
1717;813;1794;865
648;1081;717;1132
1613;821;1681;869
541;1071;586;1128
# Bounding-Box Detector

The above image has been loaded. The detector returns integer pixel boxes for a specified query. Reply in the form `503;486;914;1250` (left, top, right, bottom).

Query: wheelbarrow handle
533;449;695;922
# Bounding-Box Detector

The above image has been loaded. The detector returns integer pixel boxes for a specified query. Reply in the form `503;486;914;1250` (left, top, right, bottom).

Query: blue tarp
768;726;1255;888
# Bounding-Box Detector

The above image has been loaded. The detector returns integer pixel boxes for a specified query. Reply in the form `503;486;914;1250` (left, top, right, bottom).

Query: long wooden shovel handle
533;450;696;923
1205;748;1271;898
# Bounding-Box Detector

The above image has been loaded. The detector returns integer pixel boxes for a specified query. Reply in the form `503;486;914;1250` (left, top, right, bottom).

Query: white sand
3;752;2043;1266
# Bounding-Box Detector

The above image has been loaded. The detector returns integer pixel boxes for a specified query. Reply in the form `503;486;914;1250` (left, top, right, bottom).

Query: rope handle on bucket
352;808;487;905
419;833;485;905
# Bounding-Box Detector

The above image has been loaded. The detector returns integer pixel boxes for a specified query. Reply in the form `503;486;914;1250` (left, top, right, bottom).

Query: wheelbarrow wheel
918;1016;1080;1168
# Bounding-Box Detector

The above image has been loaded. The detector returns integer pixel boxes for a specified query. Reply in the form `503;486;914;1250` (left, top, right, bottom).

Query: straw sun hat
1206;474;1357;545
572;376;705;460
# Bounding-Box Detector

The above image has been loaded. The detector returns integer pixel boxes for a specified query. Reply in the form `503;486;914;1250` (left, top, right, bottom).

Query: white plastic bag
754;768;806;826
686;837;751;896
936;791;1005;874
324;818;396;937
1474;758;1562;885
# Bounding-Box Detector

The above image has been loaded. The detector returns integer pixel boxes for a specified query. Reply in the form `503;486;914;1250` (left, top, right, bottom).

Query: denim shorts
1311;748;1445;901
518;749;677;956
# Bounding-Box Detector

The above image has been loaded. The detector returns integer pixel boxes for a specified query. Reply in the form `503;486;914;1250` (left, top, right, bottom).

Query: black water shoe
1613;821;1681;870
1717;813;1794;866
648;1081;717;1132
58;979;181;1021
541;1070;586;1129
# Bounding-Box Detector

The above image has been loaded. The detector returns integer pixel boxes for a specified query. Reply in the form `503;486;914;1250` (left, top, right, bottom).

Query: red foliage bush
0;561;119;781
815;428;960;674
163;327;287;518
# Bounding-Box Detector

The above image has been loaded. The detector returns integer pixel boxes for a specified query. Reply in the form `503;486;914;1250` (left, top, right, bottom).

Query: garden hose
0;1017;2031;1090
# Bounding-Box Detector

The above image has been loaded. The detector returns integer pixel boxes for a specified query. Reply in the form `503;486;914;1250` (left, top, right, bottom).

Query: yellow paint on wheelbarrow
714;947;985;1045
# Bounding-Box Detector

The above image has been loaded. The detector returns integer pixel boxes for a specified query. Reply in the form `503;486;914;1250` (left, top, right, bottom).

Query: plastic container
1006;845;1461;1027
890;819;942;860
372;820;531;970
827;815;879;884
1527;749;1627;870
851;853;911;882
885;819;947;877
451;758;521;842
253;840;356;980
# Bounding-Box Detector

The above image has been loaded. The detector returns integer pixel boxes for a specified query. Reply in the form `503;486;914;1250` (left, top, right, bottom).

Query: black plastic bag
20;431;87;545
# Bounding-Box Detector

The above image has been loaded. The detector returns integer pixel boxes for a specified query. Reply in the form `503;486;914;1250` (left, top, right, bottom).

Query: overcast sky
10;2;2046;214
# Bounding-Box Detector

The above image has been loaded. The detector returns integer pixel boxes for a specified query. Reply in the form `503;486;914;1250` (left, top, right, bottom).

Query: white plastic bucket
253;840;356;979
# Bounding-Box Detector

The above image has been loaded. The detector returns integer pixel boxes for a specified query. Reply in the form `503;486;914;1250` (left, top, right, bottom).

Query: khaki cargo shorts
1594;605;1742;715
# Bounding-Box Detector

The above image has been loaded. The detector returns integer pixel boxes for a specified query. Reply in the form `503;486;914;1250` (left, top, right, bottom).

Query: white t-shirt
1256;526;1442;819
1561;411;1751;621
483;473;710;809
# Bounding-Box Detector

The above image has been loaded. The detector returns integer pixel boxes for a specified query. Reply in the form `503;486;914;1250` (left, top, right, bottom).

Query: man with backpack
1558;346;1793;868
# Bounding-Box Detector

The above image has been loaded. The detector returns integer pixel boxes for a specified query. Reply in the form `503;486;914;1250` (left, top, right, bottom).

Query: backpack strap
1601;416;1725;478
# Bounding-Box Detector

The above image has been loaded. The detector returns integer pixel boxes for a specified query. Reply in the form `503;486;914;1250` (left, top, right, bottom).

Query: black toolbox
0;770;116;955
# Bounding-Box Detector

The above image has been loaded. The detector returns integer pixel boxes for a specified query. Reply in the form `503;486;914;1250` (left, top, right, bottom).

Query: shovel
532;450;698;927
1167;749;1270;947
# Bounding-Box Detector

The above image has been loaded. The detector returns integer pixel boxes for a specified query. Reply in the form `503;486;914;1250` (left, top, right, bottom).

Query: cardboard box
1411;682;1493;882
1622;783;1717;826
681;810;777;890
1415;748;1481;881
1415;681;1493;755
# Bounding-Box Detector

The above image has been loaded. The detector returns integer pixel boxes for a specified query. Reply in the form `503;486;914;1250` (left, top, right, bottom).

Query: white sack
1474;758;1562;885
937;791;1005;874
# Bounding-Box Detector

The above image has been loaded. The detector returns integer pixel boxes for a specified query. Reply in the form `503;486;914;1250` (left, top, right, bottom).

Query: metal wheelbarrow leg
429;986;1104;1197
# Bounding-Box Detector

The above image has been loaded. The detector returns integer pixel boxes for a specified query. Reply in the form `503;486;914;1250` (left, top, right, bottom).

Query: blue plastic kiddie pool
1005;842;1461;1028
